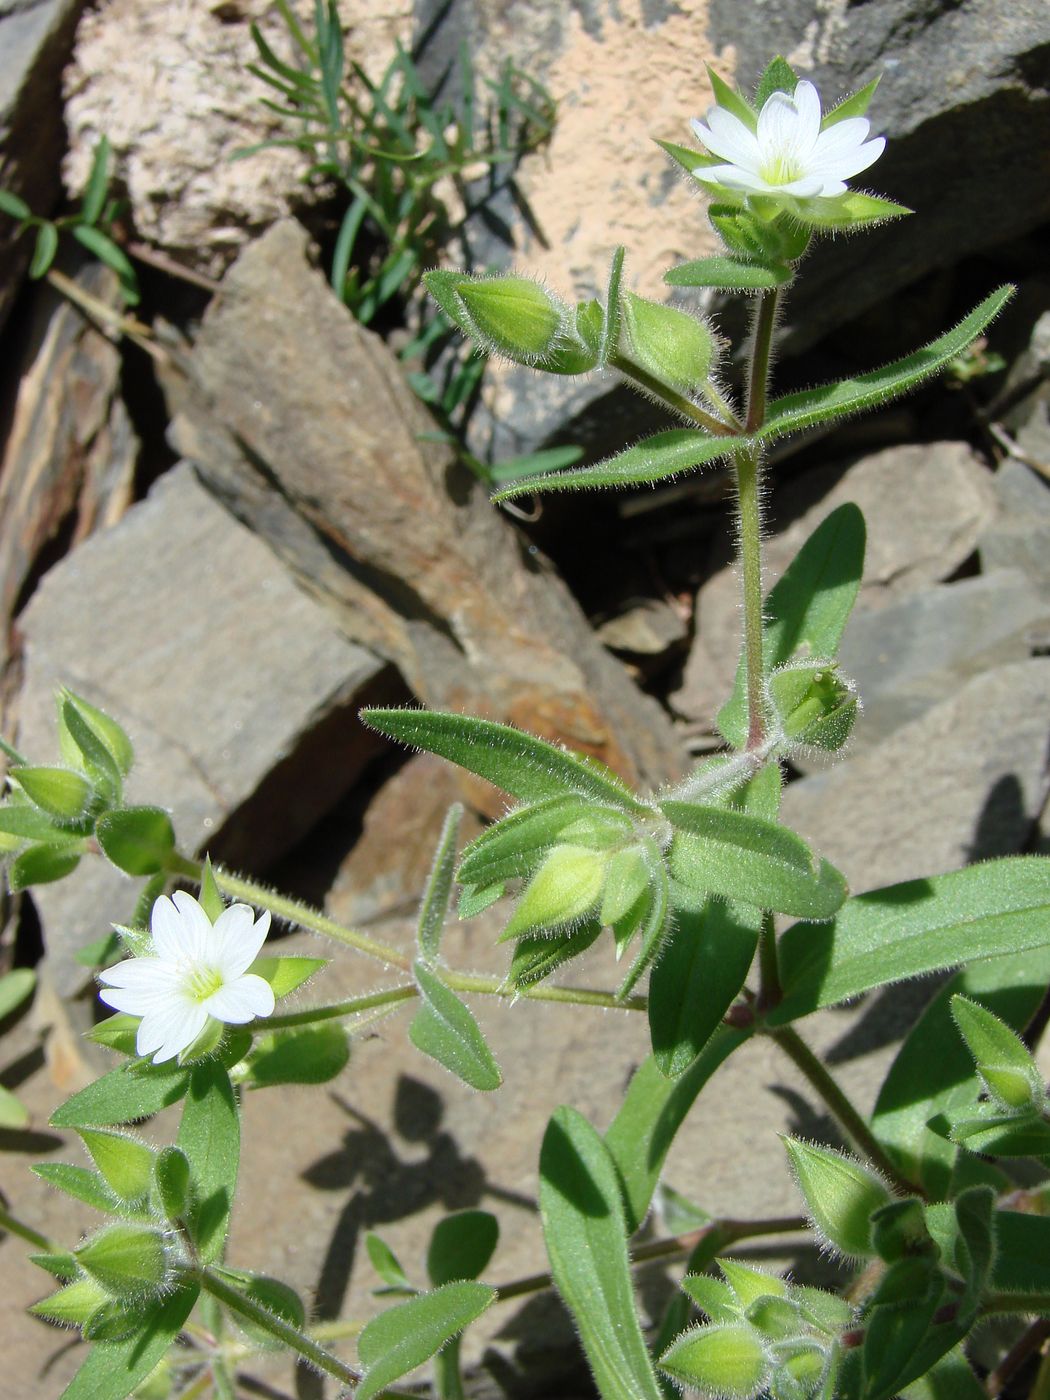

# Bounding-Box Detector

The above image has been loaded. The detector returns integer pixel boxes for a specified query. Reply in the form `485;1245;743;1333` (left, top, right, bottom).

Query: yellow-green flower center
186;965;224;1002
761;154;803;186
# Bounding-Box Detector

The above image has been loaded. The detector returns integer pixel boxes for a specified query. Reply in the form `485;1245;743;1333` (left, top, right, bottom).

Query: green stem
746;287;779;433
168;853;411;972
494;1213;808;1303
756;910;781;1014
734;445;766;751
190;1264;363;1390
262;985;418;1029
0;1203;55;1253
444;969;647;1012
608;352;739;436
770;1025;922;1197
983;1294;1050;1318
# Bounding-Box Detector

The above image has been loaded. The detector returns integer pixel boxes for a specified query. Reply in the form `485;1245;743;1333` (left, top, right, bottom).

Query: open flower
691;79;885;201
98;891;275;1063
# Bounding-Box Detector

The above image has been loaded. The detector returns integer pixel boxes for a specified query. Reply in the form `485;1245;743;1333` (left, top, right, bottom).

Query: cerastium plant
3;54;1050;1400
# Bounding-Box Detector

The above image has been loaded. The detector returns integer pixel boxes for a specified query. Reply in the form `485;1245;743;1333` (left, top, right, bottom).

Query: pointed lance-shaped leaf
950;994;1044;1112
355;1282;497;1400
76;1224;168;1299
417;802;463;962
409;961;502;1091
665;255;791;291
11;766;94;823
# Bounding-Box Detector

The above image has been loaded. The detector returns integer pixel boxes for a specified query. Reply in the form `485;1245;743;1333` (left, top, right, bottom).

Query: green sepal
792;190;912;230
0;802;86;846
768;661;857;752
78;1128;154;1201
30;1275;110;1327
658;1322;769;1395
86;1013;141;1055
455;274;568;360
76;1224;168;1299
754;56;800;110
212;1266;307;1347
598;245;626;369
680;1273;741;1322
11;766;94;823
457;795;624;887
950;994;1043;1113
32;1162;122;1214
656;137;723;176
619;291;713;393
58;691;127;800
706;65;758;129
616;841;671;998
824;77;881;125
95;807;176;876
197;855;225;922
153;1145;192;1225
783;1139;891;1259
502;843;609;940
457;880;504;919
600;844;651;927
719;1259;789;1306
746;1293;800;1339
56;1281;199;1400
409;961;502;1091
508;919;603;989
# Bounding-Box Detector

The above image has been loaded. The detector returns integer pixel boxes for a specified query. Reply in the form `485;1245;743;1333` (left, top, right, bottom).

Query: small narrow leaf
81;136;111;225
492;428;736;501
355;1282;496;1400
663;802;847;919
0;967;35;1020
417;803;463;961
366;1233;412;1292
665;255;790;291
176;1062;239;1263
0;1083;30;1128
33;1163;121;1214
409;962;501;1091
362;708;645;812
29;221;58;279
508;920;603;989
540;1107;665;1400
51;1059;191;1128
0;188;32;220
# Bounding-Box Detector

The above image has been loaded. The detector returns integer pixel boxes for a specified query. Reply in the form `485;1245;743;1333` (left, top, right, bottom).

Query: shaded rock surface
16;462;396;998
672;440;998;728
0;0;83;332
162;220;685;800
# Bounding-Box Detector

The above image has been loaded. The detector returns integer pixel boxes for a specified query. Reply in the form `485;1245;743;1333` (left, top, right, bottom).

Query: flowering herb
98;892;274;1063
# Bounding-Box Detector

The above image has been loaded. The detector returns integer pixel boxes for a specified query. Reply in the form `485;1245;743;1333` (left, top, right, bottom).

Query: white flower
99;892;275;1064
691;80;885;200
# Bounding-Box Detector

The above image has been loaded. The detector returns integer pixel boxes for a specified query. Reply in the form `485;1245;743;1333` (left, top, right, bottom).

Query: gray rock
980;457;1050;593
782;658;1050;896
672;441;997;727
836;569;1050;753
16;461;395;996
0;0;83;334
162;220;686;800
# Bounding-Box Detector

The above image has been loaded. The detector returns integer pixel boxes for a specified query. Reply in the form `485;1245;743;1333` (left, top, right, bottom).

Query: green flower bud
659;1323;770;1396
11;766;94;823
599;844;650;926
620;292;713;393
769;1341;828;1400
76;1224;169;1299
951;995;1045;1114
768;662;856;751
457;275;567;362
784;1139;891;1259
78;1129;154;1202
503;843;609;939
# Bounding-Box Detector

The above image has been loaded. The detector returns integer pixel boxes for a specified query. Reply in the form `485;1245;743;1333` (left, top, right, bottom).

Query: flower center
760;152;803;186
185;964;224;1002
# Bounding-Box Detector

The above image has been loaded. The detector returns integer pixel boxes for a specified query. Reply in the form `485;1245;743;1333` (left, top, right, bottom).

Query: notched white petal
205;975;275;1024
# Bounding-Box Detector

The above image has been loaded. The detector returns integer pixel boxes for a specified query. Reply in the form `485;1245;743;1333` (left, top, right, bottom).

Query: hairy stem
770;1026;923;1197
746;287;779;434
756;910;782;1014
494;1213;808;1303
734;445;766;751
608;351;739;435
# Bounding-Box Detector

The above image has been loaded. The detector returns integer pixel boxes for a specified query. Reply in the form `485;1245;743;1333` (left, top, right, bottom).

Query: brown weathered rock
163;220;685;800
0;259;137;669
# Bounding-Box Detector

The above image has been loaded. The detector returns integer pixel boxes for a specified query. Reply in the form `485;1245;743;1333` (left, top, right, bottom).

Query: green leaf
616;843;671;999
871;948;1050;1196
824;77;881;126
12;765;94;821
663;802;847;919
96;808;175;876
153;1146;191;1225
244;1025;349;1086
29;221;58;279
59;693;126;797
605;1028;749;1235
719;503;866;746
57;1282;198;1400
52;1058;191;1128
950;994;1042;1110
507;920;603;989
248;955;327;998
761;288;1013;440
754;56;799;109
458;796;625;887
78;1129;154;1201
366;1232;412;1292
71;225;139;302
177;1061;239;1262
487;444;584;486
492;427;735;502
355;1282;497;1400
362;708;646;813
773;857;1050;1024
0;188;32;220
77;931;125;970
706;65;757;129
32;1163;121;1214
0;1082;30;1128
649;901;759;1078
409;962;501;1091
427;1210;499;1286
599;244;626;368
9;842;82;889
794;190;911;229
0;967;35;1020
81;136;111;225
0;802;85;845
539;1107;665;1399
900;1348;986;1400
665;255;790;291
990;1212;1050;1297
417;803;463;961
